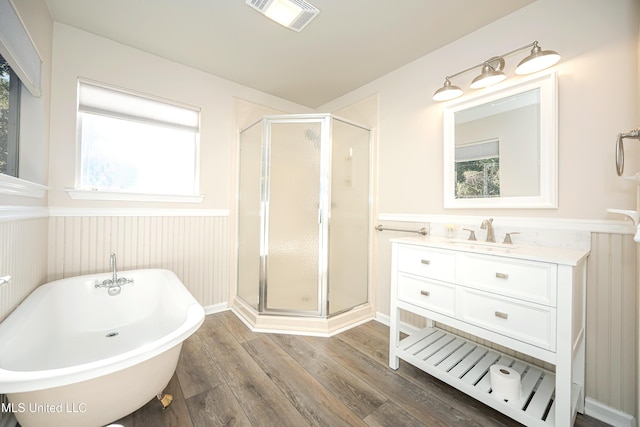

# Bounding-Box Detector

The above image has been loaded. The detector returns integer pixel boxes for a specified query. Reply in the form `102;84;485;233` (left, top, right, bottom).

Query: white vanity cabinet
389;237;589;427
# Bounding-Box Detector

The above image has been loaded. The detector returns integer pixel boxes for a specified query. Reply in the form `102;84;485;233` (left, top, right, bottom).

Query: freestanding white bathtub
0;268;205;427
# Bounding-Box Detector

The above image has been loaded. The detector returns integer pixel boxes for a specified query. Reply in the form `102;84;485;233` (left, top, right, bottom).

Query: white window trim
0;0;42;97
0;173;47;198
74;80;203;202
66;189;204;203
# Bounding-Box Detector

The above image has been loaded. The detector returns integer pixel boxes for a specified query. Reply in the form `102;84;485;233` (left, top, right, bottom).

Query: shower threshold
231;299;375;336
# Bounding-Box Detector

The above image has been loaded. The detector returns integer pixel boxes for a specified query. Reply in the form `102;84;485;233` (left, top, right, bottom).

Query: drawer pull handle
421;259;431;265
495;272;509;279
420;290;430;297
495;311;508;319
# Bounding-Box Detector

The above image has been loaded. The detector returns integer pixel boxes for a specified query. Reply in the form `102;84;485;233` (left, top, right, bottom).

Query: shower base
231;299;375;336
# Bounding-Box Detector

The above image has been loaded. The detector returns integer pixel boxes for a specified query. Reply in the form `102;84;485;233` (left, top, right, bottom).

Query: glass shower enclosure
237;114;371;317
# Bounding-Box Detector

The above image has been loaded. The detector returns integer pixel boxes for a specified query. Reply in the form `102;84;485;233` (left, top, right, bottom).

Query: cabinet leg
390;354;399;370
389;305;400;369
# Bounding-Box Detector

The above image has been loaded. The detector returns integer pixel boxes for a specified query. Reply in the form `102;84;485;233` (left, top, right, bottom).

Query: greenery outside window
0;54;20;177
455;139;500;198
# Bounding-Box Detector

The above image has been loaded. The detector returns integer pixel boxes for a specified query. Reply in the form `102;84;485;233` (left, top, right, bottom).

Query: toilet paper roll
490;364;521;401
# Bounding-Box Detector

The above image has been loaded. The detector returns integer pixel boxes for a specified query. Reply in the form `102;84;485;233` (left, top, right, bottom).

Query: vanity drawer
458;288;556;351
457;253;557;306
397;273;456;317
397;245;456;282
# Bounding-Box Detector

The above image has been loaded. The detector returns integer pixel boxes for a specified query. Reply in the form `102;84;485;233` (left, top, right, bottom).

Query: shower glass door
263;120;323;314
328;118;370;314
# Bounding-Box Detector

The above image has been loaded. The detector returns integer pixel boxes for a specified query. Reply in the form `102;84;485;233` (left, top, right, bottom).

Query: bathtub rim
0;268;205;394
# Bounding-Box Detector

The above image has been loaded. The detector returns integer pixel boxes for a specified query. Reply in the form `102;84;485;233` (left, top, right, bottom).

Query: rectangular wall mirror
443;71;558;208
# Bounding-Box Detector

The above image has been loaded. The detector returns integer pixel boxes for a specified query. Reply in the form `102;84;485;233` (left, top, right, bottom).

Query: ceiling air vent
245;0;320;32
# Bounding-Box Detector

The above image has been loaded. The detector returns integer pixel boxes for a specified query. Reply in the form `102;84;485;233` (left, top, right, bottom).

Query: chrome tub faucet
110;252;118;284
95;253;133;295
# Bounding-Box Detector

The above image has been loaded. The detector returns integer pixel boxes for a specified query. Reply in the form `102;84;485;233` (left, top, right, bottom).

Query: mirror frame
443;71;558;209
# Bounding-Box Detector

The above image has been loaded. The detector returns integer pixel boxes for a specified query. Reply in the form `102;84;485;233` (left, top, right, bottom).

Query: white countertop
391;235;590;266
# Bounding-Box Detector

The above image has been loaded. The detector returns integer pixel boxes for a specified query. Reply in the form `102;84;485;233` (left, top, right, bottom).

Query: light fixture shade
515;43;561;74
433;79;463;101
246;0;320;32
470;62;506;89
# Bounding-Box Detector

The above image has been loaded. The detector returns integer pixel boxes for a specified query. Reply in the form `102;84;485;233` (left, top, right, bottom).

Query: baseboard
375;312;390;326
375;311;421;335
585;398;636;427
203;302;229;315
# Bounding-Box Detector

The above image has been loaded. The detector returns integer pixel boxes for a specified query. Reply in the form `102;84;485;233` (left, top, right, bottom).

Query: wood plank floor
113;311;610;427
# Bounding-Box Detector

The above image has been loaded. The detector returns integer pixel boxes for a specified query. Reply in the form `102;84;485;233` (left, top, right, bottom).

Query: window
77;81;201;199
455;139;500;198
0;55;20;177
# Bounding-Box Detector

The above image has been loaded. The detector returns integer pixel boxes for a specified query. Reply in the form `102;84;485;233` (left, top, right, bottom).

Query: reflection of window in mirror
455;139;499;198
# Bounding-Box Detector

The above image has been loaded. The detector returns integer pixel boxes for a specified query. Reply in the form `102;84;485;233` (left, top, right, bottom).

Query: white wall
321;0;640;421
321;0;640;220
48;23;312;211
45;23;314;312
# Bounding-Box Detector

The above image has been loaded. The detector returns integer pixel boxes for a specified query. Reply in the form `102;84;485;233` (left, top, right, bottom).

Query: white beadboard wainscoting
47;209;230;312
374;214;637;425
0;212;49;322
0;211;49;427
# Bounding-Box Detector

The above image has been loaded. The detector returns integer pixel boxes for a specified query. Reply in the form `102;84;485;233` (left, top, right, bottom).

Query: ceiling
45;0;535;108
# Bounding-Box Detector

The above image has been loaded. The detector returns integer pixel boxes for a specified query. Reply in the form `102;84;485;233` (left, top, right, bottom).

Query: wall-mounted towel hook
0;275;11;286
615;128;640;176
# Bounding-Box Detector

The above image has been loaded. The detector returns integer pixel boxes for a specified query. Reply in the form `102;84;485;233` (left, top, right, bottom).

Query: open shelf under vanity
388;236;589;426
397;326;581;426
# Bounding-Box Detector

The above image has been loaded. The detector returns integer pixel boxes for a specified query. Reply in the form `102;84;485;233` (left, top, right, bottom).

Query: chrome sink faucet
480;218;495;243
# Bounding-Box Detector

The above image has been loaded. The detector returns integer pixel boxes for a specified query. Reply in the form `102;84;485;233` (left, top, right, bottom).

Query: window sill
0;174;48;198
66;189;205;203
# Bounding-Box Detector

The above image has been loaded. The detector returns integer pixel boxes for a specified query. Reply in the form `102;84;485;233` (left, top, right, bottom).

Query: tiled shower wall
47;214;230;310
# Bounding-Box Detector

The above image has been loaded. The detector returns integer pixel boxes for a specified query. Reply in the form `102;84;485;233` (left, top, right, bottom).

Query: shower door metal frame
238;113;373;318
259;114;332;317
325;115;374;317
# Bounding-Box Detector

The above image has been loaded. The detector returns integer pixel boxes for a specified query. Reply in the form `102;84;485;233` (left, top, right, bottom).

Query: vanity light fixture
433;41;560;101
245;0;320;32
469;57;506;89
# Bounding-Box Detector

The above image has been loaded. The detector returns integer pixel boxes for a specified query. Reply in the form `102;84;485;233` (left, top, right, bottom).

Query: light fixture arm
443;43;536;82
498;41;538;61
443;62;487;82
433;40;559;102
